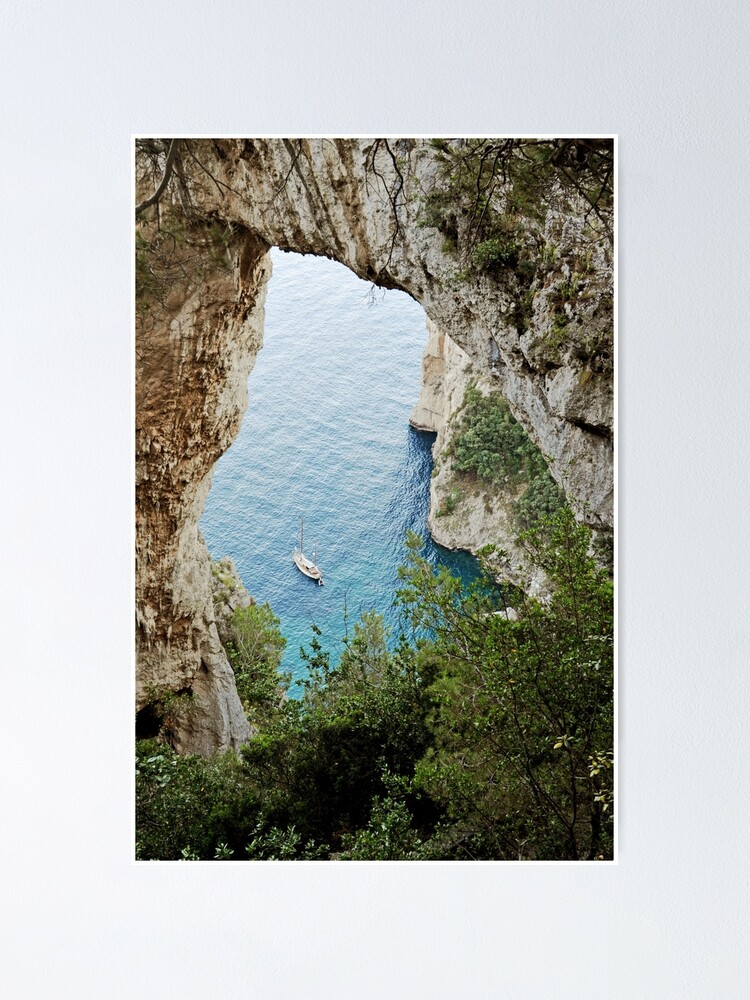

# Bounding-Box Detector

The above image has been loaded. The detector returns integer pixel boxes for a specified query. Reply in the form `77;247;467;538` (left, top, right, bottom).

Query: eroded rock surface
136;223;270;753
410;320;548;593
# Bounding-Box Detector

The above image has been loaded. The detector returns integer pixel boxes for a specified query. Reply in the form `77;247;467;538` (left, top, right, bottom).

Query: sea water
199;248;479;689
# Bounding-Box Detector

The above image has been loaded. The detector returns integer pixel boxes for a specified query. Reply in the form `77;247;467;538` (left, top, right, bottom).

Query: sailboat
292;517;324;585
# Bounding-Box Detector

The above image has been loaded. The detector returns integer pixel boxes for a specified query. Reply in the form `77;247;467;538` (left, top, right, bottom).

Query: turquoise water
199;249;479;688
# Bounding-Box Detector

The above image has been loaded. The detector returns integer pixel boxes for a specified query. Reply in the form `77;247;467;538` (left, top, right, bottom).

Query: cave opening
136;687;194;743
135;704;161;741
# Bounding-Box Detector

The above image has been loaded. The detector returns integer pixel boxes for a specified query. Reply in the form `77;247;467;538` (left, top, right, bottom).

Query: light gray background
2;1;748;997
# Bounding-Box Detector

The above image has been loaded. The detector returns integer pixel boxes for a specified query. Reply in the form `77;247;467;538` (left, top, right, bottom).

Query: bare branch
135;139;181;218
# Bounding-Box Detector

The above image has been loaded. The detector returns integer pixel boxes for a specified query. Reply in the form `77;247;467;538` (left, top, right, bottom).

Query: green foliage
471;234;521;270
210;559;237;591
451;385;526;481
238;615;436;853
516;466;567;531
436;486;463;517
136;514;613;861
224;603;288;726
419;138;613;282
588;749;614;817
337;610;391;689
540;242;559;268
397;510;614;860
592;530;614;575
450;385;565;530
135;740;261;860
340;796;427;861
244;823;328;860
556;273;583;304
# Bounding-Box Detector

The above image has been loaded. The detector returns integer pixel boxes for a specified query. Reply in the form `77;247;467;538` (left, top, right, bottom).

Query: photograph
135;136;615;861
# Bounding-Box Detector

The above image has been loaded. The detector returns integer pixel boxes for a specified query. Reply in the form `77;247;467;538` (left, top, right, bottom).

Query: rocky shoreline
410;320;548;594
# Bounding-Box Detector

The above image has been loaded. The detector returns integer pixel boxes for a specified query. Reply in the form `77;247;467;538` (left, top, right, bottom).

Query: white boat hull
293;549;324;584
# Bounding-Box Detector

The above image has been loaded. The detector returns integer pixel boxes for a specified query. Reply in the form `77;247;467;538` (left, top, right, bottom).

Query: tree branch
135;139;181;218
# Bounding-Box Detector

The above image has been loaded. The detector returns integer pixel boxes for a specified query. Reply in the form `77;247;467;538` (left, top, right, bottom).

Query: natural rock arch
135;138;613;753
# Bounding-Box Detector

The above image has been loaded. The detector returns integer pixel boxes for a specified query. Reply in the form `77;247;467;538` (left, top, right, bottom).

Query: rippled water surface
200;249;479;687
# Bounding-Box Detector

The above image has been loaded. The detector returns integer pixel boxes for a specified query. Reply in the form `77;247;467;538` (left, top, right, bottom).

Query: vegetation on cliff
448;383;566;532
421;137;613;264
136;509;613;861
223;603;288;728
135;139;240;325
420;137;614;372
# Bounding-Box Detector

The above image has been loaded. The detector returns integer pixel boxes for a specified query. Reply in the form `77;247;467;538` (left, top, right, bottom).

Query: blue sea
200;249;479;689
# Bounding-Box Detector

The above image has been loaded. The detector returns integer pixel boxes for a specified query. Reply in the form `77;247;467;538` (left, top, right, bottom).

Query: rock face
181;139;613;525
136;223;271;754
135;138;613;753
408;317;472;434
409;320;548;594
210;556;254;638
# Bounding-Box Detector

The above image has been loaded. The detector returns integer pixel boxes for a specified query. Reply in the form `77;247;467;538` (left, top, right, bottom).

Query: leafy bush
135;740;261;860
224;603;288;726
436;486;462;517
340;795;427;860
516;467;567;530
397;511;614;860
471;235;520;270
450;385;565;529
238;615;436;853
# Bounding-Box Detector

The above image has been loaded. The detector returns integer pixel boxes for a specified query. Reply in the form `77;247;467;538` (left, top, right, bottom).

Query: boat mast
300;516;304;555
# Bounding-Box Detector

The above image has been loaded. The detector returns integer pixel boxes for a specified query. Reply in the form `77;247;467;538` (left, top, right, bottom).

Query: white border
7;4;750;995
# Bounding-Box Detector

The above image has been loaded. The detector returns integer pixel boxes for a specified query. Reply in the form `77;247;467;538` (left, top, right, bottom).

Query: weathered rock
210;556;254;642
410;324;548;593
408;318;473;433
136;223;270;753
428;461;549;596
178;140;613;528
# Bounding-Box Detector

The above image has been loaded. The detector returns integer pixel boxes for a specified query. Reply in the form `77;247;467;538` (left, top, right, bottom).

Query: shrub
224;603;288;726
136;513;613;861
135;740;261;860
397;511;614;860
471;236;520;270
450;385;565;530
436;487;462;517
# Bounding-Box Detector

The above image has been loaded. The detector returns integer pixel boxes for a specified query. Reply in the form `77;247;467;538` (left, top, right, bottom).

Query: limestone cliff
409;320;549;594
136;209;271;753
408;317;472;434
135;137;613;753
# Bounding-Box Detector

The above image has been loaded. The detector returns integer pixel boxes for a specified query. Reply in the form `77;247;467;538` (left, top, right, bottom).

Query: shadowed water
199;249;479;688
